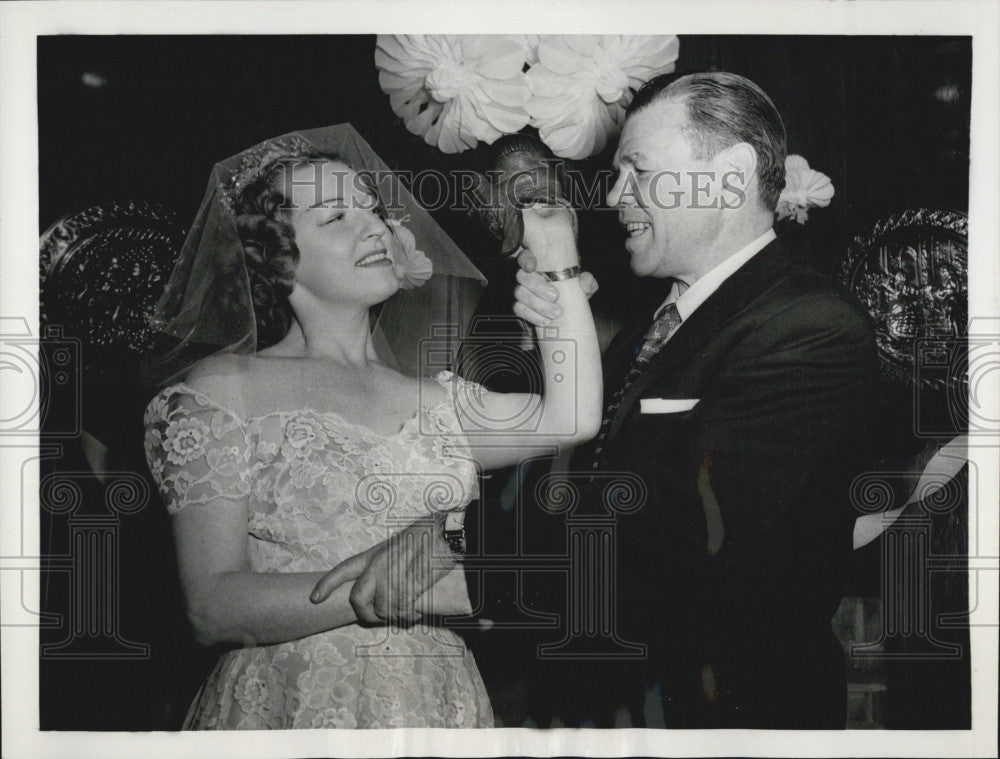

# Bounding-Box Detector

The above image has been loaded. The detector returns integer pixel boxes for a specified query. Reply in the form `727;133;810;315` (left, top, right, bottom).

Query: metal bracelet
540;265;582;282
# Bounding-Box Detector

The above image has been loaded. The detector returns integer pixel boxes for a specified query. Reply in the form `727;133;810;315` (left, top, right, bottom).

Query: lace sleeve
143;386;252;516
434;370;489;411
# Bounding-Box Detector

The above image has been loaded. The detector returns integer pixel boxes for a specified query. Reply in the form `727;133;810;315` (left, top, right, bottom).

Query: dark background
37;35;972;730
39;35;972;313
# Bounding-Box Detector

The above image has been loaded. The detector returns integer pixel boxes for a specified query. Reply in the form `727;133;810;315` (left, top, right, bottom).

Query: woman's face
284;160;399;308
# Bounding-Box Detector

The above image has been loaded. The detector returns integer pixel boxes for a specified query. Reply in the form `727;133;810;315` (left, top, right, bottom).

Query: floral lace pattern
144;371;493;729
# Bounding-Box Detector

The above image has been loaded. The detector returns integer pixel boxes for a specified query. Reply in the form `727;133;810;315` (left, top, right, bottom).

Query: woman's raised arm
455;204;603;471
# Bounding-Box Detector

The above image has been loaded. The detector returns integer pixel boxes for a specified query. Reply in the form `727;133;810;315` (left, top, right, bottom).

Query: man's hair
627;71;787;211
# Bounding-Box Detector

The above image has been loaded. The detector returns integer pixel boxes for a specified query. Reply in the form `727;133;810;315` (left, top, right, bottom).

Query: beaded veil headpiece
146;123;486;388
219;134;315;214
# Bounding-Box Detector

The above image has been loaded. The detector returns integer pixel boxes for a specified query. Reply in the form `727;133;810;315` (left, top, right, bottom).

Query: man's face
608;98;724;281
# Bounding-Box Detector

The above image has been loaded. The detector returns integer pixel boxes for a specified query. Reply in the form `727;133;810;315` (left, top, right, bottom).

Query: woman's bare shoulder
419;376;451;407
181;354;259;416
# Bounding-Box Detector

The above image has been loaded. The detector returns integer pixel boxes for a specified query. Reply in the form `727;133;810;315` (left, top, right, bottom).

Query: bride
142;125;601;729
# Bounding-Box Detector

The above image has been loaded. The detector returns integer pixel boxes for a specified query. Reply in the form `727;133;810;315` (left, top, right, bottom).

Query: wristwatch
442;511;466;557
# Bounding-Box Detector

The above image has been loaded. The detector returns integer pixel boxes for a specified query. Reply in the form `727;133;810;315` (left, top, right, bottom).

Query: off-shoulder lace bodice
143;370;493;729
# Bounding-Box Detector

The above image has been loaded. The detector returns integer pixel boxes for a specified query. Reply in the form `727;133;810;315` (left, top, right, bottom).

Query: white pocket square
640;397;700;414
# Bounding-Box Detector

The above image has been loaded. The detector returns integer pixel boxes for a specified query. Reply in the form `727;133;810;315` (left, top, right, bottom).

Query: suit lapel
604;237;798;445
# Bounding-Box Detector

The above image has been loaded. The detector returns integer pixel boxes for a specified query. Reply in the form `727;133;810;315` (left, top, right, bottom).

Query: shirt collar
655;228;777;322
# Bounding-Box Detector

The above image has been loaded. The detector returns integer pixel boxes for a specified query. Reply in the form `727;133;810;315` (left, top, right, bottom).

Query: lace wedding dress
143;371;494;729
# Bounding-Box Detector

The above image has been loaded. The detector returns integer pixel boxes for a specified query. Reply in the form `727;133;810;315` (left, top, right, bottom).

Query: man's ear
718;141;757;180
715;142;758;208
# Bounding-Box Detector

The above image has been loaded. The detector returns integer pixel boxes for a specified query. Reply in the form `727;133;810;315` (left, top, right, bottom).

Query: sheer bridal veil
145;123;486;388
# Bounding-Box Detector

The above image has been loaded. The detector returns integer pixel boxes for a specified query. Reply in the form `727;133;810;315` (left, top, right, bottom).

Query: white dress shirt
653;228;777;323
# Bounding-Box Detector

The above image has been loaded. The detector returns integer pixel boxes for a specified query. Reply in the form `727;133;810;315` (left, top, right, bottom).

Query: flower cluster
376;35;680;159
526;36;680;160
376;35;533;155
387;217;433;289
776;155;835;224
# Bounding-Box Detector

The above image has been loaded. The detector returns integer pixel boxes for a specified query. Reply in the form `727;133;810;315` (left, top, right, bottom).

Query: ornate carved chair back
835;208;968;549
40;200;184;470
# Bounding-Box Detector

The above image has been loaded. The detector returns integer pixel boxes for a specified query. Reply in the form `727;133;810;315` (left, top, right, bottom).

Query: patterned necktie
589;302;682;471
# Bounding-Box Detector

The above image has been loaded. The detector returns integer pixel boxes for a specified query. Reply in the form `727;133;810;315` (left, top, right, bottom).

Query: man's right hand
513;253;599;327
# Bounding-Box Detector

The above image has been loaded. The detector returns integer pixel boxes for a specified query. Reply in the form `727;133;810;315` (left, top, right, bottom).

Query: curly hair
230;151;346;350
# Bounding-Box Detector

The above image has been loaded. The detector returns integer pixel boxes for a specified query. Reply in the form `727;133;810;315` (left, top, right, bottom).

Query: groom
312;70;877;728
511;71;877;728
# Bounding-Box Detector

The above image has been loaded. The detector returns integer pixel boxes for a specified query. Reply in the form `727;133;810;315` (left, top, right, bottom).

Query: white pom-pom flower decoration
375;35;532;154
776;155;835;224
525;35;680;160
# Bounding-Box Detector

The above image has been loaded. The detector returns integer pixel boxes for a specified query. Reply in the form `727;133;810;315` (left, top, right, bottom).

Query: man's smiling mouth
625;221;651;239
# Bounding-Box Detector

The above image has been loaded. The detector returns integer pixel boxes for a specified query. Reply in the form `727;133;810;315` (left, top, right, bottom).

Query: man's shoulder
706;258;878;392
745;260;871;337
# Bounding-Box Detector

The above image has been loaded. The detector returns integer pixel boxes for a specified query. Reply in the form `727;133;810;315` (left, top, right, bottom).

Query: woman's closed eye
322;212;345;225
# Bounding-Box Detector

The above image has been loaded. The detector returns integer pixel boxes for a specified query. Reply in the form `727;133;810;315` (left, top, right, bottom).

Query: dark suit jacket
574;235;877;728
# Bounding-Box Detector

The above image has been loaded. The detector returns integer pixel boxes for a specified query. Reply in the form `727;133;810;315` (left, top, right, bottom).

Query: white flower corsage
776;155;835;224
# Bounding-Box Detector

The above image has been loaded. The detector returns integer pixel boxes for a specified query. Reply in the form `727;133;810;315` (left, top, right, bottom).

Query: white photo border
2;1;997;757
